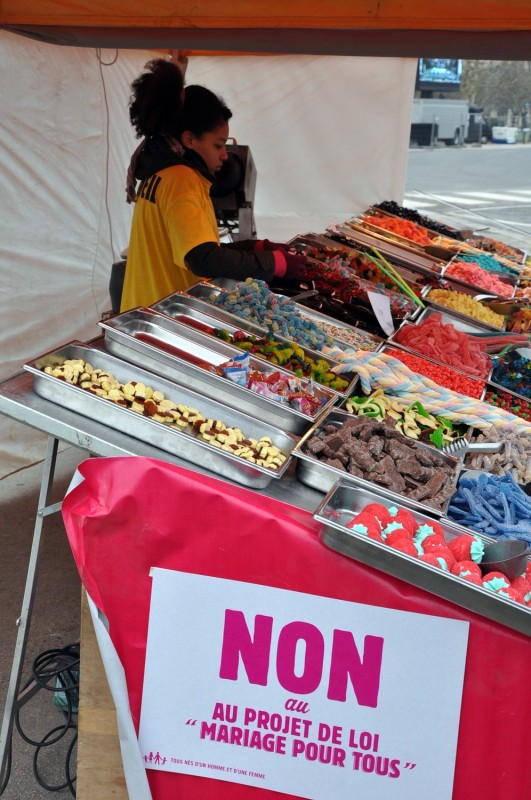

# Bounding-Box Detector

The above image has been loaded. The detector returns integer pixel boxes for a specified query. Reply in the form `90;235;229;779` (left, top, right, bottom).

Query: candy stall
1;202;530;800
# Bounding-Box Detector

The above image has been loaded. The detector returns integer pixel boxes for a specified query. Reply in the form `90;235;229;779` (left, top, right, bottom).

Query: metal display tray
465;235;527;266
300;255;422;326
422;279;507;331
365;204;466;243
384;327;494;385
441;255;518;299
484;379;531;409
293;304;384;353
99;309;338;436
326;223;445;276
152;290;268;339
292;407;462;517
315;480;530;637
415;306;491;334
182;283;359;398
154;288;383;355
288;231;429;296
24;342;296;490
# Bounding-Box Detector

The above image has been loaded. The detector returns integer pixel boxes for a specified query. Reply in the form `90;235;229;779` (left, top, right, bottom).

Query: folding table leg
0;435;61;781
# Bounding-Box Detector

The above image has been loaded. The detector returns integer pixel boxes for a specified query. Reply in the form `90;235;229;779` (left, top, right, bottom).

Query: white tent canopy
0;30;416;477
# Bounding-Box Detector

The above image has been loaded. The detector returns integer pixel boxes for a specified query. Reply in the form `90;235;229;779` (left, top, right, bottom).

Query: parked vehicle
410;99;490;146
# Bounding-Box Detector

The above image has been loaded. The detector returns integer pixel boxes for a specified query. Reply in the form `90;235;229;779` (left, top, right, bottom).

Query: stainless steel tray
326;223;445;276
465;236;527;266
153;288;379;355
182;283;359;398
415;306;491;334
24;342;296;490
152;291;268;338
384;329;494;385
315;480;530;637
441;256;518;299
487;347;531;405
293;407;461;516
99;309;338;436
484;380;531;411
288;231;430;294
423;279;507;331
184;279;403;352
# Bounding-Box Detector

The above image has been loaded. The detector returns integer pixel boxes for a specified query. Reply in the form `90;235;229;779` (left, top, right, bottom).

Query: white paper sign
367;291;395;336
138;570;469;800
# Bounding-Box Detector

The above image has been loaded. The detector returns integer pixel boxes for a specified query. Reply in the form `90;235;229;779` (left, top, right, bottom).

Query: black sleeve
185;241;276;283
222;239;257;252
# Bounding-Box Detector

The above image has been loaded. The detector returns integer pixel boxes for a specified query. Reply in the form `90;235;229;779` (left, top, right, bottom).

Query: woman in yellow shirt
120;60;306;312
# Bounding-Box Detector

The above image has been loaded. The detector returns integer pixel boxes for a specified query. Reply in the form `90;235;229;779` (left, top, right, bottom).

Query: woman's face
184;120;229;173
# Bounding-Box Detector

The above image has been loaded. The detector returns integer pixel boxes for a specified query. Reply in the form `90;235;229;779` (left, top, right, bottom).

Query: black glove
274;252;307;281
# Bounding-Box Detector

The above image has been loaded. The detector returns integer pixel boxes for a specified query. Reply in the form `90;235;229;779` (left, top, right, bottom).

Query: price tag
367;291;395;336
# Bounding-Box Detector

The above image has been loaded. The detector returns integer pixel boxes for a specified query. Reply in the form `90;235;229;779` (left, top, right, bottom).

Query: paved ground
404;142;531;252
0;446;86;799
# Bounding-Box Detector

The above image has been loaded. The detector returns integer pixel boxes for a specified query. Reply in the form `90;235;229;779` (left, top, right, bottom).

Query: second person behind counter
120;68;306;312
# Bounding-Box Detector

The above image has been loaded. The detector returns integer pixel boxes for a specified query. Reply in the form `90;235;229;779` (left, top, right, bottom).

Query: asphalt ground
0;446;85;799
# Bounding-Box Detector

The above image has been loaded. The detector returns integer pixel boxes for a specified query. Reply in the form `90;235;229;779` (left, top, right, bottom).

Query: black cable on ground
1;643;80;797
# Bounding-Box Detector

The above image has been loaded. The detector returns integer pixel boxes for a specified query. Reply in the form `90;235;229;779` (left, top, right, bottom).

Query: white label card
367;291;395;335
138;570;469;800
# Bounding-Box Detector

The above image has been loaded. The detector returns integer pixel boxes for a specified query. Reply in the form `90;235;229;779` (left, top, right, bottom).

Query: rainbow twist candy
331;350;531;430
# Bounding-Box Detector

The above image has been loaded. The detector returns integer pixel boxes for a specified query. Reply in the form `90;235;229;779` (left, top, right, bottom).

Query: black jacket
133;136;276;283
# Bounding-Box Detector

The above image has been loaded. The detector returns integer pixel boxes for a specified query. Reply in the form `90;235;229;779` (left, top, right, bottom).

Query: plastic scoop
480;540;530;581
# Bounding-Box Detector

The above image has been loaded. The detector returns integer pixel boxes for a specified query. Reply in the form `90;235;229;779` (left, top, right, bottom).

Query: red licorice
393;314;491;378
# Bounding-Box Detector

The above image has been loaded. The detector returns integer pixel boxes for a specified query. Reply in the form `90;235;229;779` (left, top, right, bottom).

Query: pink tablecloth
62;456;530;799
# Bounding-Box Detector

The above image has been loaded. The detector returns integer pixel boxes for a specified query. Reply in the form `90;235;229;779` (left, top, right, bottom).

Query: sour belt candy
447;473;531;544
393;313;491;378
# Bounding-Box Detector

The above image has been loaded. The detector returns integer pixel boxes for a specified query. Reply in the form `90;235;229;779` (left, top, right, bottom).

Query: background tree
461;61;531;124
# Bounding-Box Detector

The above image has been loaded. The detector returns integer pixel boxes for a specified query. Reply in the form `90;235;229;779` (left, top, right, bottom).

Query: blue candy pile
448;472;531;543
457;251;519;277
210;279;336;352
491;349;531;399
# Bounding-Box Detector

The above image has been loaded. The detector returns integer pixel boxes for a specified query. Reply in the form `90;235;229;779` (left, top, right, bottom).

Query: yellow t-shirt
120;165;219;311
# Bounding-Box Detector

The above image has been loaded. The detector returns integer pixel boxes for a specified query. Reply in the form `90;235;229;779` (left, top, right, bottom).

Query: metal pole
0;436;60;783
430;116;437;148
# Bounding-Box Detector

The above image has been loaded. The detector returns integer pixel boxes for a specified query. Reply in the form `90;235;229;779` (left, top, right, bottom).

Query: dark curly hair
129;58;185;138
178;85;232;137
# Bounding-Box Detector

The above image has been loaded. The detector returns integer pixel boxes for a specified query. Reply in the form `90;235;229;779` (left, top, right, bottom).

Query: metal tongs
474;294;529;316
442;439;503;457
